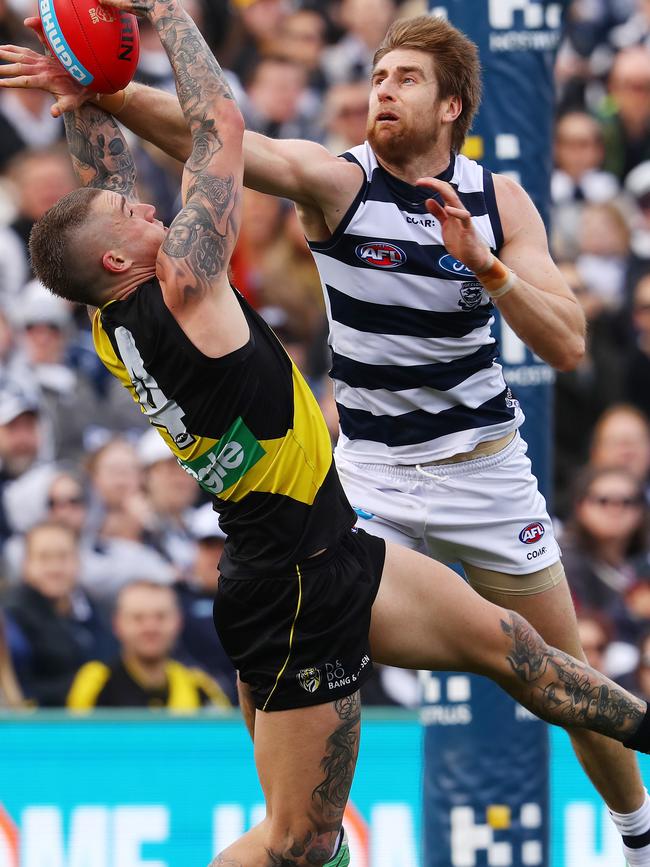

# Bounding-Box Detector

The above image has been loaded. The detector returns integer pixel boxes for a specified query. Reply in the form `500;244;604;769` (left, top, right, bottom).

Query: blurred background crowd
3;0;650;710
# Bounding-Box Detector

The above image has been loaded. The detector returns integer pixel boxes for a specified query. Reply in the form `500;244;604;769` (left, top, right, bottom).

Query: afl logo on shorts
297;667;321;693
519;522;545;544
355;242;406;268
438;253;474;278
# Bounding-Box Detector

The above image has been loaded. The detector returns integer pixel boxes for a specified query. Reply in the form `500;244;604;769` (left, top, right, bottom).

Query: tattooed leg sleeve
499;611;647;746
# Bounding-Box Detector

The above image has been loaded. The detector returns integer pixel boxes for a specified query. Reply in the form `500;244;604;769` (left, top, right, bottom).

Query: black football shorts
213;527;386;711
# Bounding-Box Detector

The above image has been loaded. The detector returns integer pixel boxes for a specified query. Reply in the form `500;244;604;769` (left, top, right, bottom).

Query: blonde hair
373;15;481;153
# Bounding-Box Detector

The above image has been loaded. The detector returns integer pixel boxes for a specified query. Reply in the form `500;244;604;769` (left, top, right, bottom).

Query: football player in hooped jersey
6;12;650;867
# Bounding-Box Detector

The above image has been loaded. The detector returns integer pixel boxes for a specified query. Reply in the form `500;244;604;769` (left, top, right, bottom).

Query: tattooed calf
500;611;644;740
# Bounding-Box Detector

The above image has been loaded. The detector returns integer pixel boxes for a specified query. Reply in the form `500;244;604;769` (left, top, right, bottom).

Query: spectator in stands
551;110;620;259
322;0;396;86
2;469;89;584
0;380;56;541
137;428;198;572
600;45;650;181
619;629;650;701
553;110;619;204
8;281;102;462
174;504;237;702
0;609;23;707
229;0;289;82
275;8;328;95
554;261;625;516
67;580;230;710
243;56;320;141
624;160;650;278
575;201;631;311
624;272;650;418
322;81;369;154
576;609;616;673
0;85;62;172
3;147;76;272
590;403;650;490
560;466;648;643
83;439;174;607
4;522;112;706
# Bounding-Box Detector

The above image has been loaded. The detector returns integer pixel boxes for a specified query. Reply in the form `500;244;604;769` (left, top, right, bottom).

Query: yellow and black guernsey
93;280;356;577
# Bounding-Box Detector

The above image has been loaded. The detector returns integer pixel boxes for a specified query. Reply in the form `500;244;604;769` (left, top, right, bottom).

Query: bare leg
370;544;646;744
210;694;360;867
467;569;645;813
237;676;256;740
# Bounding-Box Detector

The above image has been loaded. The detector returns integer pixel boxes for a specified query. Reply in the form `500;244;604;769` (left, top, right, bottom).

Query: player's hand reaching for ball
0;18;92;117
416;177;492;276
100;0;155;17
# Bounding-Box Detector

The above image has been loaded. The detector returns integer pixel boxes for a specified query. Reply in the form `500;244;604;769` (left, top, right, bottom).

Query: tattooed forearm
500;612;644;741
311;692;360;819
63;106;137;197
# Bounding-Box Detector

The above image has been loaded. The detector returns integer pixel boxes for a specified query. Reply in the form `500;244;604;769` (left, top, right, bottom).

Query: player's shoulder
491;172;542;240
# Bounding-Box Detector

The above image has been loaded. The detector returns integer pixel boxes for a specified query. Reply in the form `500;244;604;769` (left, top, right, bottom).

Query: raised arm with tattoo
63;104;138;199
113;0;244;302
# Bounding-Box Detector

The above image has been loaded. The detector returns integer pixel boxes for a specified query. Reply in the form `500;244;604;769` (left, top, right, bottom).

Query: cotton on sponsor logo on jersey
355;242;406;269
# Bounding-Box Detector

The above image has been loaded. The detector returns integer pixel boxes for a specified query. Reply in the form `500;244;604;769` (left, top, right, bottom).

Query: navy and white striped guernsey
308;142;524;465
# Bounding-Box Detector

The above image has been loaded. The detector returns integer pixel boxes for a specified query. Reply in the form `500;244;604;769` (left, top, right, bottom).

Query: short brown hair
28;187;103;305
373;15;481;153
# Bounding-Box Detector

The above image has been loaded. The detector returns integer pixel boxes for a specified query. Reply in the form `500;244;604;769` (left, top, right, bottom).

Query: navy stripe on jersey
315;233;478;279
330;342;498;393
337;389;515;448
483;168;504;251
326;285;492;338
366;167;492;217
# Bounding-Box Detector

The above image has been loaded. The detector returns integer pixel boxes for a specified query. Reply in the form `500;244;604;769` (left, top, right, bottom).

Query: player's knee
264;821;340;866
479;607;551;678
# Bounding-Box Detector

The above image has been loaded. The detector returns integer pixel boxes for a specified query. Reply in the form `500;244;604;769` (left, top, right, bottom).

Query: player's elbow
220;102;245;139
553;333;586;372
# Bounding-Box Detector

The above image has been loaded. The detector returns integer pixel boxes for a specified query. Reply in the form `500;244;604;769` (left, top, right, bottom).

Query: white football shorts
336;431;560;578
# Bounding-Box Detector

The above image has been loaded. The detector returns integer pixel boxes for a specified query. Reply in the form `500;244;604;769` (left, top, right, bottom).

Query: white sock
611;790;650;865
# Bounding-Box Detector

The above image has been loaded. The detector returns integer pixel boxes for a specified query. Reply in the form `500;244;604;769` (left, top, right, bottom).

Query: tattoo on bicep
187;119;222;172
500;612;644;739
186;174;234;220
64;108;136;196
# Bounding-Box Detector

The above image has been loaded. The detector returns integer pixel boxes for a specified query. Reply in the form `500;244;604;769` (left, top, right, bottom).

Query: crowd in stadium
2;0;650;710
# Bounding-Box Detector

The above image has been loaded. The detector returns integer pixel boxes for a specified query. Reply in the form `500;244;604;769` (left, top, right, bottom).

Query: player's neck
122;653;168;689
109;266;158;303
373;145;454;186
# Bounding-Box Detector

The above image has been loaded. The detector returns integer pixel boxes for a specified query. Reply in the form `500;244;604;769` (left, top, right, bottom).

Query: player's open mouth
376;112;399;122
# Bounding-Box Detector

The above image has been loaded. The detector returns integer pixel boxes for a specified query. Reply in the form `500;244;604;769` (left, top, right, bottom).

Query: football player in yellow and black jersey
23;0;650;862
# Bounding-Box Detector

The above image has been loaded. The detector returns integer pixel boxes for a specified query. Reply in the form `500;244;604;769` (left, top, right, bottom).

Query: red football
39;0;139;93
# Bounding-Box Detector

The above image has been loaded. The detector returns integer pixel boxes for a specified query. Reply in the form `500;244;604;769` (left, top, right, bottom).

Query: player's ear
441;94;462;123
102;250;132;273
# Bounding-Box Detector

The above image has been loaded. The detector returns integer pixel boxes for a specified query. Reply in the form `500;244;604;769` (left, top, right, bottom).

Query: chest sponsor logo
438;253;475;278
519;522;545;544
458;280;485;311
355;241;406;269
297;668;321;693
179;417;265;496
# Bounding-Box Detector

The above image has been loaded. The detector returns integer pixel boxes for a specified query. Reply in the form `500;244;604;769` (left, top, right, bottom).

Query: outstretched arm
101;0;243;311
0;39;347;209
